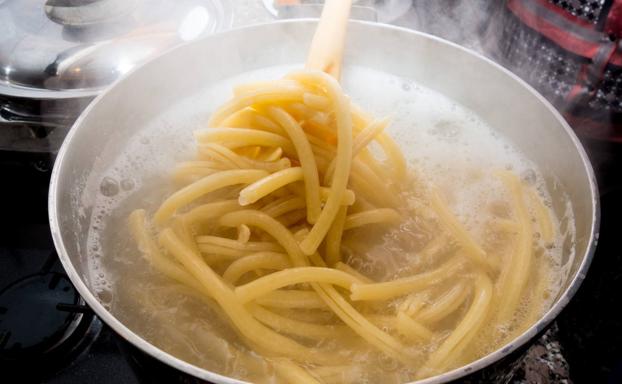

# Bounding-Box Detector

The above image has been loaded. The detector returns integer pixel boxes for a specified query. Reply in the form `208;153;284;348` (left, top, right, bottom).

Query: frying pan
48;20;599;383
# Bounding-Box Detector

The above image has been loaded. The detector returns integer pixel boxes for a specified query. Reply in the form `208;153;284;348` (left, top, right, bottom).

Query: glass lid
0;0;232;98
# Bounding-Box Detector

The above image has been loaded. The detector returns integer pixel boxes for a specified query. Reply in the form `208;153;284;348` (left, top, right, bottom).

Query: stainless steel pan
49;20;599;383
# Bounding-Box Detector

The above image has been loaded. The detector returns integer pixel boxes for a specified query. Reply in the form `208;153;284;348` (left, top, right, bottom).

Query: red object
565;114;622;144
506;0;622;142
507;0;617;63
606;0;622;37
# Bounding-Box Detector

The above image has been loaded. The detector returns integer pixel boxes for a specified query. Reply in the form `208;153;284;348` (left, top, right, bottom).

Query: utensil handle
305;0;353;80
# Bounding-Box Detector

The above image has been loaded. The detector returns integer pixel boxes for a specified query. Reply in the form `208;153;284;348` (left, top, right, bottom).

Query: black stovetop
0;136;620;384
555;138;622;384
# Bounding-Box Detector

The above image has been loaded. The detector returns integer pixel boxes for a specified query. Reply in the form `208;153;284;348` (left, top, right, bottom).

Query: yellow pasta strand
289;183;356;206
267;106;322;224
233;80;302;96
208;84;305;127
172;162;220;184
289;71;353;255
312;282;412;365
196;236;282;252
527;188;555;244
182;200;242;226
334;262;374;284
157;229;334;365
250;304;345;338
492;218;521;233
222;252;290;284
199;143;291;172
219;209;307;267
343;208;401;230
422;273;493;374
306;253;412;365
195;128;296;156
271;358;321;384
325;206;348;266
323;118;389;184
220;107;285;136
154;169;268;224
398;293;429;318
303;92;331;110
237;224;251;243
234;267;359;303
128;210;204;293
239;167;304;206
351;160;401;207
350;258;465;301
350;103;406;179
496;171;534;324
396;311;434;341
259;146;284;162
417;282;471;324
255;289;328;309
429;189;495;271
262;196;306;217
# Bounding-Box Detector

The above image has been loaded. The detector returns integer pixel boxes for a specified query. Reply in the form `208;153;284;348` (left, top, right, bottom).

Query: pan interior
50;21;595;384
85;64;572;381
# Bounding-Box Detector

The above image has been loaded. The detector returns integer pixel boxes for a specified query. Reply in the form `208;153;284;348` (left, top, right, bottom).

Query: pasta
127;69;561;383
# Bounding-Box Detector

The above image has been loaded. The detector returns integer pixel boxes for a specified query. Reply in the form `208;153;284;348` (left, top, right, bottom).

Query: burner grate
548;0;608;23
491;9;584;102
487;5;622;134
588;65;622;111
0;249;102;379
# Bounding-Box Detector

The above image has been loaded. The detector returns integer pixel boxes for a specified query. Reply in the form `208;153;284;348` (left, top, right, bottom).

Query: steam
411;0;498;52
411;0;615;143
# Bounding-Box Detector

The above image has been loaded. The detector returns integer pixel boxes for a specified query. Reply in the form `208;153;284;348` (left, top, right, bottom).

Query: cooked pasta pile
128;70;557;383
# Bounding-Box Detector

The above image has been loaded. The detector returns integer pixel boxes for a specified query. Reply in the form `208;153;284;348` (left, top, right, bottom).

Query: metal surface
48;20;599;383
261;0;412;23
0;0;233;98
0;95;91;152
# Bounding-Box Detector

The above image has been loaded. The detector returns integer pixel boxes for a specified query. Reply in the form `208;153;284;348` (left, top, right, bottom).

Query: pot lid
0;0;232;99
261;0;412;23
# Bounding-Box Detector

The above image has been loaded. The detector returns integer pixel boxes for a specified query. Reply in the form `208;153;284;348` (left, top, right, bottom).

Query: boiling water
87;65;575;383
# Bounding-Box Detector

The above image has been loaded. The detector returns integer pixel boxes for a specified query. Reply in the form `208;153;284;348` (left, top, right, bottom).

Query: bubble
348;257;362;271
100;176;120;197
401;82;411;91
97;288;113;306
521;169;537;185
361;263;374;275
377;353;399;371
121;178;135;191
428;120;460;140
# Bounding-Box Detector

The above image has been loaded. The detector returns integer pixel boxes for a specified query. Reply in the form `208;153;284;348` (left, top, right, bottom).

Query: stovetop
555;139;622;384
